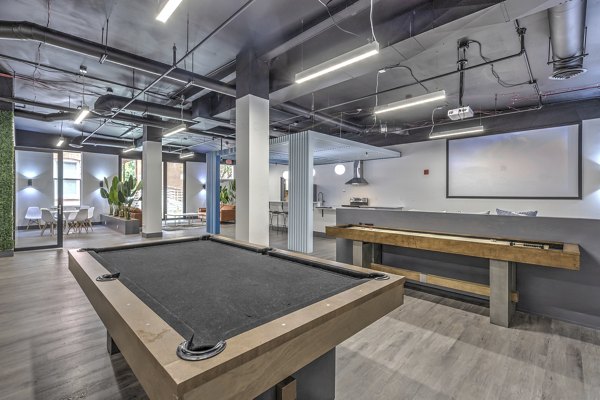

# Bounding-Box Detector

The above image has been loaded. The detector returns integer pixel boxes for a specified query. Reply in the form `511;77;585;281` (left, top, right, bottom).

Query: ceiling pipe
83;0;254;144
290;24;528;117
548;0;588;80
0;21;236;97
5;96;234;139
94;94;194;122
275;103;364;134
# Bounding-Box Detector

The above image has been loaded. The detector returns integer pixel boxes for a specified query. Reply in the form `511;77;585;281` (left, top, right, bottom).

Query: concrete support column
206;151;221;234
235;47;269;246
141;125;163;238
489;259;517;327
288;131;314;253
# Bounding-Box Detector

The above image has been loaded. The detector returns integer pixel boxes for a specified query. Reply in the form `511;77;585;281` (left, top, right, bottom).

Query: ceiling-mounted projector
448;106;474;121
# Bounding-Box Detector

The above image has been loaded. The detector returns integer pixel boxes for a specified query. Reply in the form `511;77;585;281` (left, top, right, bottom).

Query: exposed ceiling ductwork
0;21;236;97
275;103;364;134
548;0;588;80
94;94;194;122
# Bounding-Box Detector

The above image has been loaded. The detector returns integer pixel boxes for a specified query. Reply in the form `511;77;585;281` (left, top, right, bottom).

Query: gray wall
81;153;119;221
185;161;207;213
336;208;600;329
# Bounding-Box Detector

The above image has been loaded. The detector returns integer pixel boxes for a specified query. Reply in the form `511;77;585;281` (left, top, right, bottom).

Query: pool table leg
107;332;120;356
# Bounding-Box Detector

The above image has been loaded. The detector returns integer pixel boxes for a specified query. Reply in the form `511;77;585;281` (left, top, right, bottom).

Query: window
220;164;234;180
165;162;184;215
54;152;82;207
121;158;142;182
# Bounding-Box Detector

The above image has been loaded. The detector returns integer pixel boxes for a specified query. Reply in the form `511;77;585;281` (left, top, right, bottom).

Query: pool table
68;235;405;400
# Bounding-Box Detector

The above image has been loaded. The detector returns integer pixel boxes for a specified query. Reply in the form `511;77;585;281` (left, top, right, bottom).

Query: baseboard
142;232;163;238
0;250;14;258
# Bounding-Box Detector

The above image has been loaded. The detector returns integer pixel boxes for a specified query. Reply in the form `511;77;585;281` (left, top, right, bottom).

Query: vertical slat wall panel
206;152;221;234
288;132;314;253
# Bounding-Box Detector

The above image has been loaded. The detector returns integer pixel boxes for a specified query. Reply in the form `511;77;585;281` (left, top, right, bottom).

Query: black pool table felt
89;239;366;347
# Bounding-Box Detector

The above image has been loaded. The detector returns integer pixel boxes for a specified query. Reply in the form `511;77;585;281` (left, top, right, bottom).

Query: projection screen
447;124;581;198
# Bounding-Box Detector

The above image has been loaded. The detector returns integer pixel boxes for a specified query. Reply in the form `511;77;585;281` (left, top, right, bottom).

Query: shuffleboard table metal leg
107;331;120;355
489;259;517;327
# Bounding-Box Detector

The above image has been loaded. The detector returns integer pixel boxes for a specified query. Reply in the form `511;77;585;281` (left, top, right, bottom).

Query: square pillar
206;152;221;234
141;125;163;238
288;131;314;253
235;47;270;246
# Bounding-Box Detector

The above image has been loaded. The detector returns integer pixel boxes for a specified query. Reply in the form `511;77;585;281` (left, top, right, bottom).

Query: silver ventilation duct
548;0;588;80
345;160;368;185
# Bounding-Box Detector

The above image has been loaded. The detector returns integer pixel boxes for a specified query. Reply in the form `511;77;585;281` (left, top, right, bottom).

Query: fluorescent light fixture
74;105;90;124
123;145;136;154
374;90;446;115
295;41;380;84
156;0;183;22
163;123;187;137
179;152;194;159
430;125;484;139
56;137;65;147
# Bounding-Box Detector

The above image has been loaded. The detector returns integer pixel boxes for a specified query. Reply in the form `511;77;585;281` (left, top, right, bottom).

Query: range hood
345;160;369;185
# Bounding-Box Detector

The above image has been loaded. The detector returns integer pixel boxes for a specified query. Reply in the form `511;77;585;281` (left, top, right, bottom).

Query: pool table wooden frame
68;236;405;400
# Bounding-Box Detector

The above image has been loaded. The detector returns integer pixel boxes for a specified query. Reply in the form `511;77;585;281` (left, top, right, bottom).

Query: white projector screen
447;125;581;198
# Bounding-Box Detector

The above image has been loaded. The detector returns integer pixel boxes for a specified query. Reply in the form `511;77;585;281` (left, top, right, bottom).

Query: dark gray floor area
91;239;365;346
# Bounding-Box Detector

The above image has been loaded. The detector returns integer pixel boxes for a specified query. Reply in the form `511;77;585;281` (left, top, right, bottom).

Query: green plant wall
0;110;14;252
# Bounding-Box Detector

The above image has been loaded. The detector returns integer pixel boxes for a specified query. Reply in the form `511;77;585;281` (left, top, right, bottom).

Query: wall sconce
99;180;104;188
202;184;206;190
27;179;33;187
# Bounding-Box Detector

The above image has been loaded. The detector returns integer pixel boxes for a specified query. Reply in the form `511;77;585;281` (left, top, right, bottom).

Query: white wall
186;161;207;212
15;150;54;227
301;118;600;219
269;164;287;201
82;153;118;221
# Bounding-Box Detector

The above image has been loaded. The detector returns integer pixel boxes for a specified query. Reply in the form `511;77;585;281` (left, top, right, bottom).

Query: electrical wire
429;106;446;135
380;64;429;93
370;0;377;42
316;0;361;38
468;39;530;88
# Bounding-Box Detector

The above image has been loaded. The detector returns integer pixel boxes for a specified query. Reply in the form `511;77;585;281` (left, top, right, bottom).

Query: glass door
14;149;63;250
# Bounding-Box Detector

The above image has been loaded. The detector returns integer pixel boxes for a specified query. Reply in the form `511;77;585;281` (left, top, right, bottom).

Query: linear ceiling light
156;0;183;23
163;123;187;137
374;90;446;115
295;41;380;84
56;137;64;147
74;105;90;124
179;151;194;159
429;125;484;139
123;145;137;154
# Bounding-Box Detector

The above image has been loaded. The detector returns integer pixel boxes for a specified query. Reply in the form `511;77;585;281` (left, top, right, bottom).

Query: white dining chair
86;207;95;231
40;208;56;236
74;208;90;233
24;207;42;230
65;210;79;234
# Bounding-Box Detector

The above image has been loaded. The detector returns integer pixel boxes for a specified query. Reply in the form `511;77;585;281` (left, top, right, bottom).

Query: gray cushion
496;208;538;217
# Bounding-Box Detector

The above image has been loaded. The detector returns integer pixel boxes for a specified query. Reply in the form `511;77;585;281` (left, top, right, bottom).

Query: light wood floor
1;225;599;400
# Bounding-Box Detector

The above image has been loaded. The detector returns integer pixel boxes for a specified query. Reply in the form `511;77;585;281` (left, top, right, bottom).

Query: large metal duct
0;21;236;96
275;103;364;134
94;94;194;122
548;0;588;80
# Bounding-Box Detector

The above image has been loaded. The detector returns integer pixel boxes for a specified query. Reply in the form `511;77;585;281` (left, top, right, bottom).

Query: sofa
198;205;236;223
